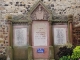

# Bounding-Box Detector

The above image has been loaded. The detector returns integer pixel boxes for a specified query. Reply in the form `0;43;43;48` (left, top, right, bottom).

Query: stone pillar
68;14;73;43
28;21;32;46
6;18;13;60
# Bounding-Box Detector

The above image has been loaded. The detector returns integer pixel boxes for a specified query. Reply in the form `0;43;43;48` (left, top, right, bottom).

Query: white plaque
14;27;27;46
32;22;48;46
54;28;67;45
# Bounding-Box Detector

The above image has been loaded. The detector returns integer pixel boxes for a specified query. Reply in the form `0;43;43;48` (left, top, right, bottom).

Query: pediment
29;1;52;21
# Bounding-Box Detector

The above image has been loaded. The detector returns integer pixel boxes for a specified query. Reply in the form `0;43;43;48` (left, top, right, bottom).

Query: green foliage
57;46;73;58
71;46;80;60
59;56;70;60
58;46;80;60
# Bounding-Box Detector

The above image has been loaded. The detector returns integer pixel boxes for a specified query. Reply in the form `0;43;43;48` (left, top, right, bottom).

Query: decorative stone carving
31;4;50;20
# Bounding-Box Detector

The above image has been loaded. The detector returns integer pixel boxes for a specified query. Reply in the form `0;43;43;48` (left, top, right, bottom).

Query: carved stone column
6;19;13;60
28;20;32;46
68;14;73;43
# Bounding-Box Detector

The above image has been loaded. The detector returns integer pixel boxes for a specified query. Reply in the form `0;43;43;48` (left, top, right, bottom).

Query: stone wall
0;0;80;18
0;0;80;55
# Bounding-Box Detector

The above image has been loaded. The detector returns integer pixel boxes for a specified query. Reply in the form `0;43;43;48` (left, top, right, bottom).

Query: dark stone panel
16;2;19;4
51;4;54;7
53;0;56;1
20;4;23;6
4;4;8;6
9;2;13;5
41;0;43;2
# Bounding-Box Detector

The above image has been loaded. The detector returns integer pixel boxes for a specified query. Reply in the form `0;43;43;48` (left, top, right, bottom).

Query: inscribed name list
33;22;48;46
14;28;27;46
54;28;66;45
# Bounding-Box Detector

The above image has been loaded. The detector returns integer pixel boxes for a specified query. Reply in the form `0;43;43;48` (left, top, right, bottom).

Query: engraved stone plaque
54;28;67;45
32;21;49;46
13;25;27;46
